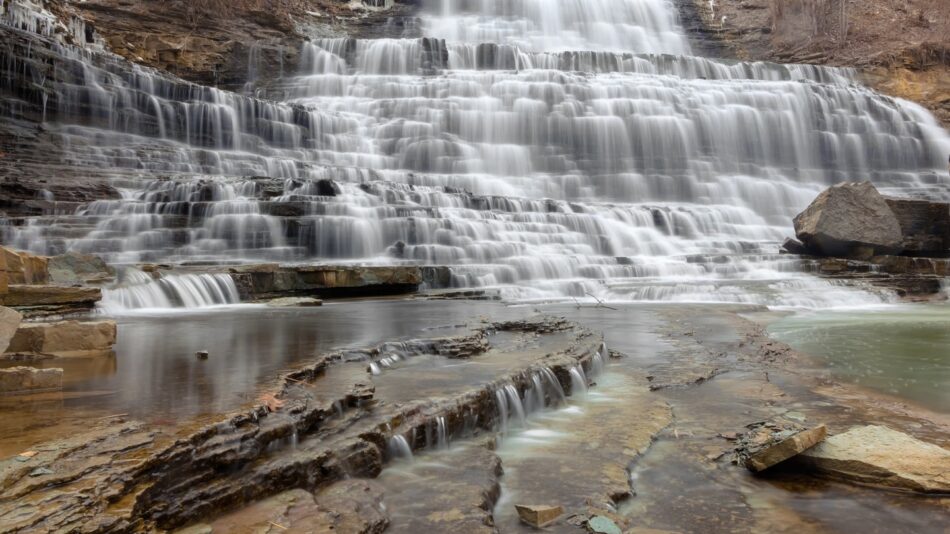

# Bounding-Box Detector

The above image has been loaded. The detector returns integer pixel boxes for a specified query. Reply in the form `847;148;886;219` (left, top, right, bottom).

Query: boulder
0;366;63;394
47;252;115;285
883;197;950;255
515;504;564;528
5;320;117;357
793;182;903;259
0;306;22;354
799;425;950;493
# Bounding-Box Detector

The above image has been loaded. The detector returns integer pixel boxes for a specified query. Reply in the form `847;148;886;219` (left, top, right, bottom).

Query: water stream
3;0;948;309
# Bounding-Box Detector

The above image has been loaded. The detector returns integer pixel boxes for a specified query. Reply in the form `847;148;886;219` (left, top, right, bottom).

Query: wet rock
195;350;209;360
799;425;950;493
735;421;826;472
265;297;323;307
780;237;808;255
588;515;622;534
0;366;63;394
47;251;115;285
794;182;903;258
0;285;101;308
515;504;564;528
0;247;49;285
5;320;117;358
883;196;950;255
0;306;22;354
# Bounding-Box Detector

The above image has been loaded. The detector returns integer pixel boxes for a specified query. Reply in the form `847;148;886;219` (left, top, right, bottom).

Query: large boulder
800;425;950;493
47;252;115;285
793;182;903;259
5;320;117;358
0;247;49;285
0;306;22;353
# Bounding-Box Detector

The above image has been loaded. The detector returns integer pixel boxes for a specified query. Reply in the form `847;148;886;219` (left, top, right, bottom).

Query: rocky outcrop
799;425;950;493
0;285;102;316
883;196;950;256
793;182;903;259
5;320;117;358
0;366;63;394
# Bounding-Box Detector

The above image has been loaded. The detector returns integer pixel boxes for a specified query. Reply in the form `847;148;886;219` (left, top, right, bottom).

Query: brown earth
692;0;950;128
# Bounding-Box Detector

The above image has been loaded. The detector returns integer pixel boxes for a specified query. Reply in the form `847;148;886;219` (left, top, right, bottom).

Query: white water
3;0;949;309
99;270;241;313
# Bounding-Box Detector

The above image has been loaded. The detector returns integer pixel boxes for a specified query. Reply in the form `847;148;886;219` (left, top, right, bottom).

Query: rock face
1;247;49;285
5;320;117;358
47;252;115;285
883;197;950;255
800;425;950;494
0;307;22;354
794;182;903;259
0;366;63;394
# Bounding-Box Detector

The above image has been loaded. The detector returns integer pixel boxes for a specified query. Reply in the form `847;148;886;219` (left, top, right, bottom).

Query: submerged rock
799;425;950;493
0;366;63;394
515;504;564;528
265;297;323;307
794;182;903;259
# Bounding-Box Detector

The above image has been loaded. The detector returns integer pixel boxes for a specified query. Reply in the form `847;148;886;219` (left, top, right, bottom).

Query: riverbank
1;300;947;532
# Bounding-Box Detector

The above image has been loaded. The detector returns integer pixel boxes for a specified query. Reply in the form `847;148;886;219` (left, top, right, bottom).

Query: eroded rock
799;425;950;493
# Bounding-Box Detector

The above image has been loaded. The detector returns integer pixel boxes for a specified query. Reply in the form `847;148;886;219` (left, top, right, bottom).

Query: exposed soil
692;0;950;128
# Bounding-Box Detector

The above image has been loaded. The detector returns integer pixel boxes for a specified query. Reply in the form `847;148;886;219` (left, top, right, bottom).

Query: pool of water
768;303;950;414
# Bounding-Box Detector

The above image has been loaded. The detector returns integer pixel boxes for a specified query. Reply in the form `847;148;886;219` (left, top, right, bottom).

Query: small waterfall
430;416;449;450
591;346;606;377
495;388;510;434
387;434;414;461
99;271;240;312
368;362;382;375
540;368;566;405
569;366;588;396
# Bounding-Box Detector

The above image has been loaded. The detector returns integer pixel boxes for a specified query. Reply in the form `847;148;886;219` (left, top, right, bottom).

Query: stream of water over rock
3;0;949;310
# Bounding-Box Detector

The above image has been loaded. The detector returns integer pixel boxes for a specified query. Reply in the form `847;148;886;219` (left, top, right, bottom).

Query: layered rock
5;320;117;358
0;366;63;394
883;196;950;256
800;425;950;494
793;182;903;259
224;264;424;299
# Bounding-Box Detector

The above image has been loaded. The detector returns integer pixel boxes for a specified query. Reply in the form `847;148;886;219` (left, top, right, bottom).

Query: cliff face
690;0;949;128
49;0;418;91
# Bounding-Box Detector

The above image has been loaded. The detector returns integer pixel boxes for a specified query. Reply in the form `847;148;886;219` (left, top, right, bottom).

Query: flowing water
3;0;949;309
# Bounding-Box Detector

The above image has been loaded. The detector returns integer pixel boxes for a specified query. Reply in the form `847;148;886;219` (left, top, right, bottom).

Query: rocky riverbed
1;300;947;533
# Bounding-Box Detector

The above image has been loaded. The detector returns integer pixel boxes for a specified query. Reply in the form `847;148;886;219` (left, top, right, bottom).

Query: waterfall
3;0;949;309
569;366;588;396
387;434;414;461
99;271;241;312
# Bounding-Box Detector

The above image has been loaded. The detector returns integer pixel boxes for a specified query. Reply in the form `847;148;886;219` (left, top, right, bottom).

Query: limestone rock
47;252;115;285
0;366;63;394
800;425;950;493
265;297;323;307
515;504;564;528
0;285;101;307
0;306;22;354
0;247;49;285
5;320;117;357
883;196;950;255
793;182;903;258
743;424;827;472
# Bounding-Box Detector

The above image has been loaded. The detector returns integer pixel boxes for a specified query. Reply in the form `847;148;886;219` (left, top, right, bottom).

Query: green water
769;304;950;414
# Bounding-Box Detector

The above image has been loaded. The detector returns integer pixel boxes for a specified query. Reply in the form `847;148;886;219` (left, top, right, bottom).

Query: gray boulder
47;252;114;285
794;182;903;259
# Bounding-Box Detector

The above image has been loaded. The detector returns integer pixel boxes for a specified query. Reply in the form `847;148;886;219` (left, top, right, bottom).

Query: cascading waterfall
387;434;414;461
3;0;950;309
99;270;241;313
569;365;588;396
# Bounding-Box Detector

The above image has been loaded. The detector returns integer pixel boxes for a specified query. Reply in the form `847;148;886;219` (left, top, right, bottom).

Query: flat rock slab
743;424;827;472
0;285;101;307
800;425;950;493
265;297;323;307
5;320;116;357
0;366;62;395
